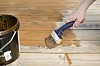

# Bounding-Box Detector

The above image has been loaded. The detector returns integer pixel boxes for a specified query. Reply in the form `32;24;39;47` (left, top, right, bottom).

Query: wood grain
19;30;100;41
20;41;100;54
19;21;100;31
7;53;100;66
1;0;100;66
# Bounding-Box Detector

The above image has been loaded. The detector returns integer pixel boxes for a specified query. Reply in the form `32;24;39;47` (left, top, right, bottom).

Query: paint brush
45;21;75;49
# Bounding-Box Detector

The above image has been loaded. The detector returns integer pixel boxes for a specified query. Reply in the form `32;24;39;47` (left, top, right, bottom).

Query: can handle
0;31;16;52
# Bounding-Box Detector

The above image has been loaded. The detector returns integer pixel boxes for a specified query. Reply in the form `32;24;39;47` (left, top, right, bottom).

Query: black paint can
0;15;20;65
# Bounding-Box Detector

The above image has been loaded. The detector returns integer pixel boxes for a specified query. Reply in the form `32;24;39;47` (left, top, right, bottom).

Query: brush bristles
45;35;59;49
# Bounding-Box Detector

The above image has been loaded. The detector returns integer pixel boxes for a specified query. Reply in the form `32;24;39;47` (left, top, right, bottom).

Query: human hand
67;9;86;29
66;0;96;29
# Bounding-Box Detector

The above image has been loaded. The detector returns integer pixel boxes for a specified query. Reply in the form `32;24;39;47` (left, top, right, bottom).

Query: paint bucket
0;15;20;65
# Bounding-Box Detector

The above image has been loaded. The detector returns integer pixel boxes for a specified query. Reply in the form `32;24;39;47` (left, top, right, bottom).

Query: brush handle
55;21;75;39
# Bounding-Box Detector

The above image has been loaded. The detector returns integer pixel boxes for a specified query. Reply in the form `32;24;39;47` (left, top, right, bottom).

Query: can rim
0;14;19;36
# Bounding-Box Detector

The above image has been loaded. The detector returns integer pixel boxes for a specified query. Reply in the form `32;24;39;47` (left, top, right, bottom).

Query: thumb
66;17;76;23
66;18;70;23
66;17;76;29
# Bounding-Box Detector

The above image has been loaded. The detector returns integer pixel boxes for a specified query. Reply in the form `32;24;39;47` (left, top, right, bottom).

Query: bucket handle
0;31;16;52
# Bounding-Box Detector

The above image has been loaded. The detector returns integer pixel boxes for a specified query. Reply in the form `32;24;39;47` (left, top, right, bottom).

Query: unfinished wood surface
20;41;100;54
7;53;100;66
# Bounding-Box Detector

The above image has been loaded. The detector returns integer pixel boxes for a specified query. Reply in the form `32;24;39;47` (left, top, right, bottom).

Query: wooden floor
0;0;100;66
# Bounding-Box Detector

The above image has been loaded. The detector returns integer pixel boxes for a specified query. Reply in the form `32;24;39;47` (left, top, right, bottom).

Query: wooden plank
17;15;63;22
19;29;100;47
20;40;100;53
1;3;99;11
8;53;100;66
71;30;100;41
0;9;100;16
0;0;80;5
19;30;100;41
0;0;80;4
63;10;100;15
20;40;80;47
0;2;79;7
20;40;100;47
0;0;79;11
0;10;64;22
19;22;100;31
0;9;99;22
17;15;100;22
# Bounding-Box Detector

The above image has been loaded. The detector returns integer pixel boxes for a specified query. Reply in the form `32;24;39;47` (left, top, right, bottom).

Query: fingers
67;17;85;29
72;18;85;28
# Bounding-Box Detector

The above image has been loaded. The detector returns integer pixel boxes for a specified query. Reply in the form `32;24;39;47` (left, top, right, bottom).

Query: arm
77;0;96;12
67;0;96;28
